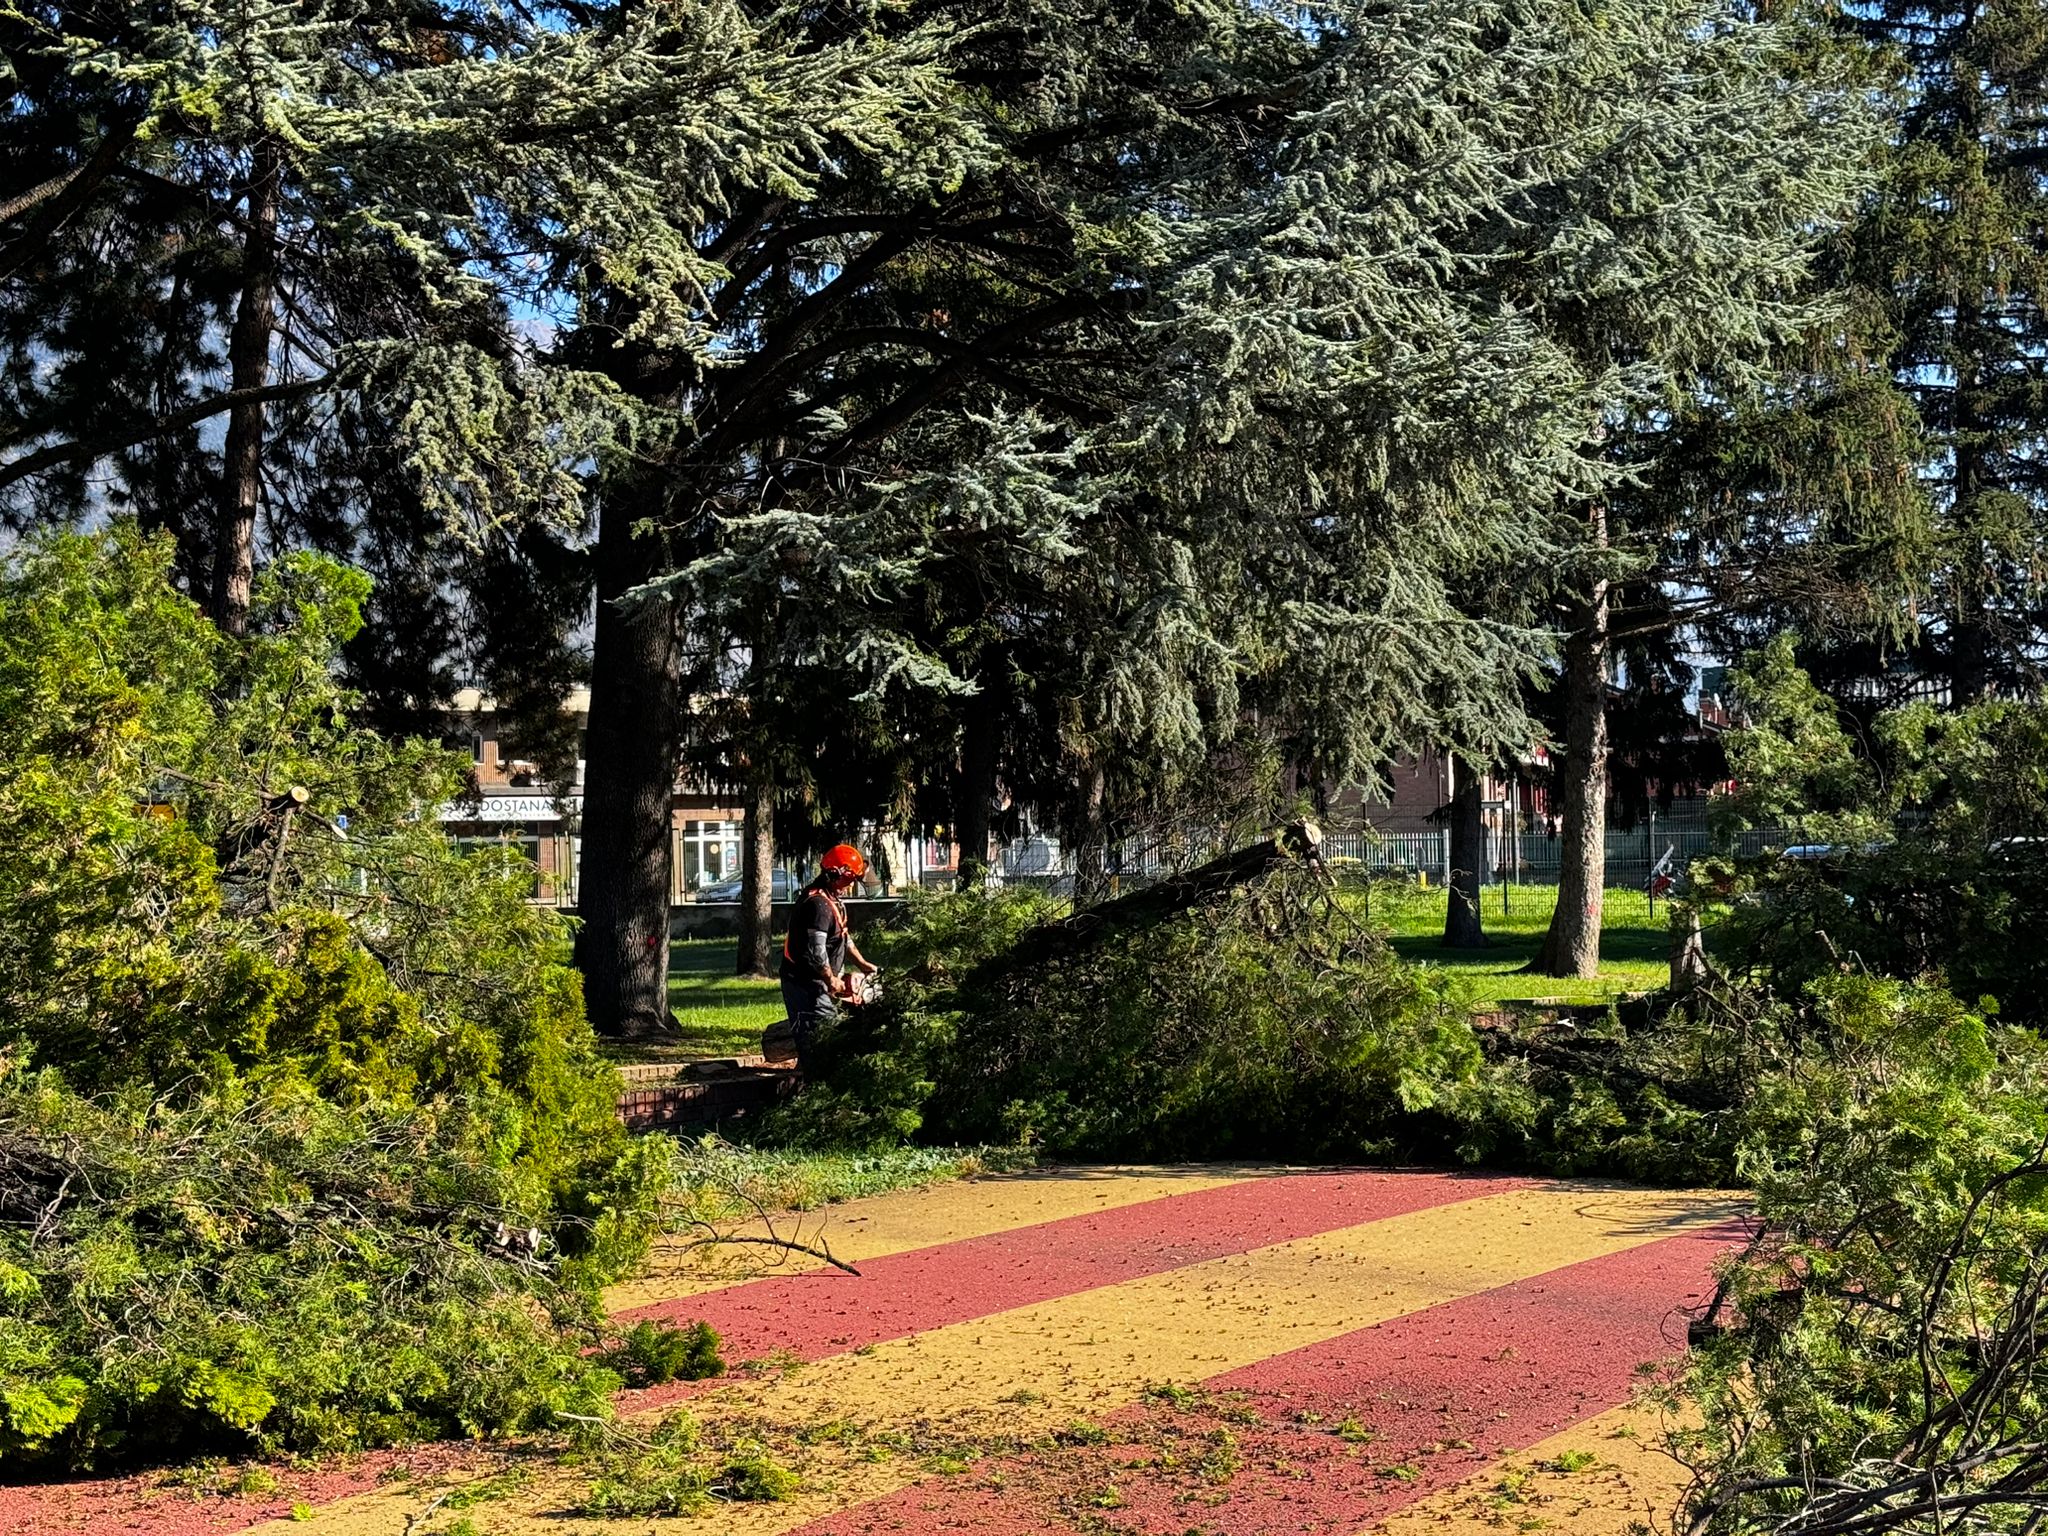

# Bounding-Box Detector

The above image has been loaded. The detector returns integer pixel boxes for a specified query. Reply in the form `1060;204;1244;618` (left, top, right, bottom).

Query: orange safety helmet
820;843;867;881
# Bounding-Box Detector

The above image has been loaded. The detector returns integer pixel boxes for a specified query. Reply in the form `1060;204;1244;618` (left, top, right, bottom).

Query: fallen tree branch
975;819;1325;982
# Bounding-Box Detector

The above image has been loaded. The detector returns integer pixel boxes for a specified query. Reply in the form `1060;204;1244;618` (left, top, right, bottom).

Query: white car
696;869;800;902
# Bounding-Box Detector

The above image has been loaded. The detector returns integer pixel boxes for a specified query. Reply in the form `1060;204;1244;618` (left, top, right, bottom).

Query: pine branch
0;119;140;283
0;376;336;494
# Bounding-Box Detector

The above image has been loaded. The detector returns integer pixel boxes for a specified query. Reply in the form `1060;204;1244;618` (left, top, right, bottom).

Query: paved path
0;1166;1740;1535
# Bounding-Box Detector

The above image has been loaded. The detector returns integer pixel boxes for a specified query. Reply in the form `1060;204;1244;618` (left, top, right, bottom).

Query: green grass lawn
1364;881;1671;1004
599;939;786;1060
619;886;1670;1067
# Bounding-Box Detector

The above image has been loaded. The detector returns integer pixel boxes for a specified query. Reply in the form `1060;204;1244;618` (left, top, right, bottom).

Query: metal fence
1321;819;1795;890
528;816;1802;909
978;816;1800;895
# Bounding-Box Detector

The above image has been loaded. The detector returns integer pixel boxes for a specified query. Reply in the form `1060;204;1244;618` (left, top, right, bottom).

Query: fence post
1441;827;1451;890
1499;822;1510;916
1646;806;1656;918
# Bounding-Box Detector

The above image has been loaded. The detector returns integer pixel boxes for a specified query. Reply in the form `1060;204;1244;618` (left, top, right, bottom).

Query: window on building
679;819;743;891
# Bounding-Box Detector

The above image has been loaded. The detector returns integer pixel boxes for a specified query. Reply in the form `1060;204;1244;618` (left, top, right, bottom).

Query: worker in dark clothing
779;843;877;1071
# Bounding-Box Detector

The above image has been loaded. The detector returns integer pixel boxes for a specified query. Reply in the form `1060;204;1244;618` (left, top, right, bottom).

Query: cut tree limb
977;820;1324;981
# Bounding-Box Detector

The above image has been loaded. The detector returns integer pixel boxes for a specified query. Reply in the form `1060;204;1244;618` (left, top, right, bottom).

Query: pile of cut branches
768;824;1486;1158
0;1064;650;1467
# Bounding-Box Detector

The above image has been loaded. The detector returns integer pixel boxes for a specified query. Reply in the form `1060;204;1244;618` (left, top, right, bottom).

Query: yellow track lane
259;1183;1734;1536
605;1162;1267;1309
1361;1401;1694;1534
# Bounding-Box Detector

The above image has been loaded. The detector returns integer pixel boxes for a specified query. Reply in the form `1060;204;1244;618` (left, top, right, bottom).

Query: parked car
695;869;799;903
1778;843;1844;862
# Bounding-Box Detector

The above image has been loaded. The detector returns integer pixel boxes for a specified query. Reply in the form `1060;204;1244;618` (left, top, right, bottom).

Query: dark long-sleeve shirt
780;885;849;982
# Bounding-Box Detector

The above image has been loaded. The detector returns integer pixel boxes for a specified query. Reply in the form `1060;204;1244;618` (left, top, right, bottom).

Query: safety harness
782;884;848;967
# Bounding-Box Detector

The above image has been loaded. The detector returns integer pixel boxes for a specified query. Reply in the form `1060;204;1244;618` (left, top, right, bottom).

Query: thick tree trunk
735;770;776;979
954;682;999;892
1442;755;1488;949
574;481;685;1038
1073;757;1109;906
211;140;280;636
1533;512;1611;979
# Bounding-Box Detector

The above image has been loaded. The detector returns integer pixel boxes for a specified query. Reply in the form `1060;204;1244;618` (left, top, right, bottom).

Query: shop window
678;819;743;892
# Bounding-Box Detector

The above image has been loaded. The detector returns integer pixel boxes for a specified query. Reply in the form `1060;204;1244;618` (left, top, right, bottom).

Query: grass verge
588;939;786;1061
1362;881;1671;1004
666;1136;1034;1222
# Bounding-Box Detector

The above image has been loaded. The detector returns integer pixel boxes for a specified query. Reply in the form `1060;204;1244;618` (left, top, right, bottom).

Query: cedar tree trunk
955;683;999;891
986;820;1322;980
574;482;685;1037
211;139;280;636
1533;517;1611;979
735;770;776;979
1074;757;1108;906
1441;755;1488;949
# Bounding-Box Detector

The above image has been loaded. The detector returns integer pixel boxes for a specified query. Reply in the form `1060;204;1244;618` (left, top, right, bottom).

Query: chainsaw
761;971;882;1065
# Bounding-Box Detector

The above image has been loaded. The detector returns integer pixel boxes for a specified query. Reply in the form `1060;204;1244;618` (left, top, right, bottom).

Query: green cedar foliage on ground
0;525;669;1468
1631;643;2048;1532
763;869;1802;1184
763;867;1488;1161
1674;973;2048;1534
578;1415;801;1518
1466;637;2048;1186
0;1070;626;1466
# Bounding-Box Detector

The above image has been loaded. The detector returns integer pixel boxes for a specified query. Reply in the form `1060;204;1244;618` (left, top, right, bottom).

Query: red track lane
0;1442;486;1536
790;1222;1742;1536
0;1172;1518;1536
620;1169;1527;1387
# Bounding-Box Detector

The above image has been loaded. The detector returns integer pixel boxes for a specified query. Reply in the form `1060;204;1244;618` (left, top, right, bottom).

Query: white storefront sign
439;795;581;825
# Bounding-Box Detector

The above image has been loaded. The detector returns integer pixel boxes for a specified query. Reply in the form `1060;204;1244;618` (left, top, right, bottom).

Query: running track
0;1165;1743;1535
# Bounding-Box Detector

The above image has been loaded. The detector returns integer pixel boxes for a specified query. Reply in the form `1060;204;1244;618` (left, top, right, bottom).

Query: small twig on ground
687;1231;861;1276
401;1490;451;1535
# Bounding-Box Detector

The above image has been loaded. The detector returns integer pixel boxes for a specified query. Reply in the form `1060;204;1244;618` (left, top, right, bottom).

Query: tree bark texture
735;770;776;979
1441;755;1488;949
1073;757;1109;906
1534;510;1611;979
211;140;280;636
574;483;685;1038
954;682;999;892
1669;904;1709;994
980;820;1323;983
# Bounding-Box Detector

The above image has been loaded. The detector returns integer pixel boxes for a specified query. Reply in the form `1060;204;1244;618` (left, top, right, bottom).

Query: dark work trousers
779;973;839;1074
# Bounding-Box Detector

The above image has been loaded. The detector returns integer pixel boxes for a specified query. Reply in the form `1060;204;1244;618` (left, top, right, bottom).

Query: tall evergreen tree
1807;0;2048;702
577;0;1874;1034
1515;6;1924;978
0;0;945;642
1529;361;1925;976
